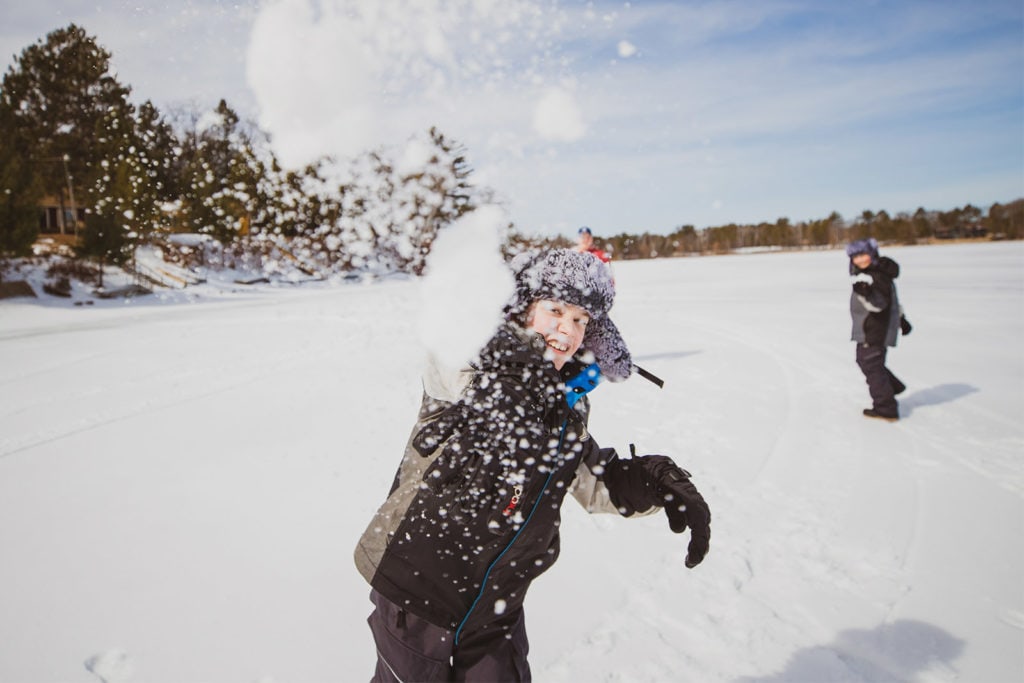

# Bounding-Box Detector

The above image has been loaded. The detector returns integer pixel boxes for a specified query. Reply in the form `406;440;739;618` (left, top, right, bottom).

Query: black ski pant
367;590;531;682
856;343;903;416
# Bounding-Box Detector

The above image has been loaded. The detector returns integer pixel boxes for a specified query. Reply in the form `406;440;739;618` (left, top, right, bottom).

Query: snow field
0;241;1021;682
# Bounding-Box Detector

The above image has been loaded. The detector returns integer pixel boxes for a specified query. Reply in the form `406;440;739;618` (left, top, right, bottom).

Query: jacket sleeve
570;441;659;517
852;272;891;313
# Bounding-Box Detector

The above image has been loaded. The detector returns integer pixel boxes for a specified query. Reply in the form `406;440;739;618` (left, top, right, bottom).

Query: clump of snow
195;109;226;134
84;649;134;683
396;136;434;176
166;233;216;248
247;0;564;167
532;88;586;142
417;205;513;369
494;599;508;616
617;40;637;58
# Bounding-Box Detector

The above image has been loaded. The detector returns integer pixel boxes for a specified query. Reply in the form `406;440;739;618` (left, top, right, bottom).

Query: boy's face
852;252;872;269
577;231;594;250
526;299;590;369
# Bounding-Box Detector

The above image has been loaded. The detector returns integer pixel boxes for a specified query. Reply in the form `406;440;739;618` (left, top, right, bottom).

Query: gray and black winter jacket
354;323;658;638
850;256;901;347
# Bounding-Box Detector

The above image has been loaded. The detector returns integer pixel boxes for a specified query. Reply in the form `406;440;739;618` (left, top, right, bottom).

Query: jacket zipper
453;418;570;645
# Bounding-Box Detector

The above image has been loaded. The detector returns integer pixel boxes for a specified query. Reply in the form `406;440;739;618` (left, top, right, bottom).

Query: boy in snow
847;238;908;421
575;225;611;264
355;248;710;682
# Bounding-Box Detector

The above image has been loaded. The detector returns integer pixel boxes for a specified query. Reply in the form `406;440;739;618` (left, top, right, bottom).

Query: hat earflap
582;315;632;381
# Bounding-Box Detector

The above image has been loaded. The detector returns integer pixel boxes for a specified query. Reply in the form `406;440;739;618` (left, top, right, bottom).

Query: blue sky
3;0;1022;237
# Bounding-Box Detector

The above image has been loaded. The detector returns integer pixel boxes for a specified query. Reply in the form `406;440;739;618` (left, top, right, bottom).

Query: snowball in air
417;205;513;369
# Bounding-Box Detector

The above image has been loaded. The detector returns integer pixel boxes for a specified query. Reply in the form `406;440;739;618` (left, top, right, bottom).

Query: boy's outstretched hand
640;455;712;568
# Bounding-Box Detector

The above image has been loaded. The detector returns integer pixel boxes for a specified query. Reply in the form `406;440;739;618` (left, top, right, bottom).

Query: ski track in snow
0;243;1021;682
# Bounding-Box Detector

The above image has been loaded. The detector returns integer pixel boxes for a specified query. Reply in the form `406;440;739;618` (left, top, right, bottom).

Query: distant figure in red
575;226;611;264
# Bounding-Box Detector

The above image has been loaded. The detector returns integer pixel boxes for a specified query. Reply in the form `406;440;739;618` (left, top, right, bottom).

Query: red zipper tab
502;485;524;516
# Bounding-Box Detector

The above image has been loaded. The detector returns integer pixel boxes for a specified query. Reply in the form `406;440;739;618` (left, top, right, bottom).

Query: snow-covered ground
0;241;1021;682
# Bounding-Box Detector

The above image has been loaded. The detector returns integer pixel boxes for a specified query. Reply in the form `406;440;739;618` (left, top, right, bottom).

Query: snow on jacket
850;255;901;347
354;322;656;637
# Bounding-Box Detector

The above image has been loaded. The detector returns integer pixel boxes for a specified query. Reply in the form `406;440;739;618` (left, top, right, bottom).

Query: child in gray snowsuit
847;238;909;420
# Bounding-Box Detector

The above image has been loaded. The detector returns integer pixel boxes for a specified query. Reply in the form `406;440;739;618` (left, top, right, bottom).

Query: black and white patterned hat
506;249;632;381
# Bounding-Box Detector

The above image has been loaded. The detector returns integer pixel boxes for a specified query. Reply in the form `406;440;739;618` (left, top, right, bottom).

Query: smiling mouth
547;339;569;353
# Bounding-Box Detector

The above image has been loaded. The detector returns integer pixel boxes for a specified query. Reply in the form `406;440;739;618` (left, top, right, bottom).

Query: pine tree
1;24;133;235
134;100;181;216
336;127;478;275
175;99;261;244
0;102;43;256
82;105;164;268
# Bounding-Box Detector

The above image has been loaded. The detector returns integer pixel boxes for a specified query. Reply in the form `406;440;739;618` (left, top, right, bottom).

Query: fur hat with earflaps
846;237;879;260
505;249;632;381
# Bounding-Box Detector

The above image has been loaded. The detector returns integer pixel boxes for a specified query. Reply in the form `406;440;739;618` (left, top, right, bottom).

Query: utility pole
62;154;77;237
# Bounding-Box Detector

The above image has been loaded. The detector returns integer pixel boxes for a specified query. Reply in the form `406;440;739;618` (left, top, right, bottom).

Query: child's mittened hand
660;476;711;568
642;455;712;568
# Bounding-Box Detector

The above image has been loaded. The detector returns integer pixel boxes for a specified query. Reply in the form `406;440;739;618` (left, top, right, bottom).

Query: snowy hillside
0;241;1021;682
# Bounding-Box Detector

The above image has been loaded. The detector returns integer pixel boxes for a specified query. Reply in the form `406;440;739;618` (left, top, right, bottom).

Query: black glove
640;455;711;568
852;281;871;296
900;315;912;335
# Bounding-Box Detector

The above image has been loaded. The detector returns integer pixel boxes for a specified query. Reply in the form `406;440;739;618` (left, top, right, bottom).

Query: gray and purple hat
505;249;632;381
846;237;879;260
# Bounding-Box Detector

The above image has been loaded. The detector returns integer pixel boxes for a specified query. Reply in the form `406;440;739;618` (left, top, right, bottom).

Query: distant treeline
514;199;1024;260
